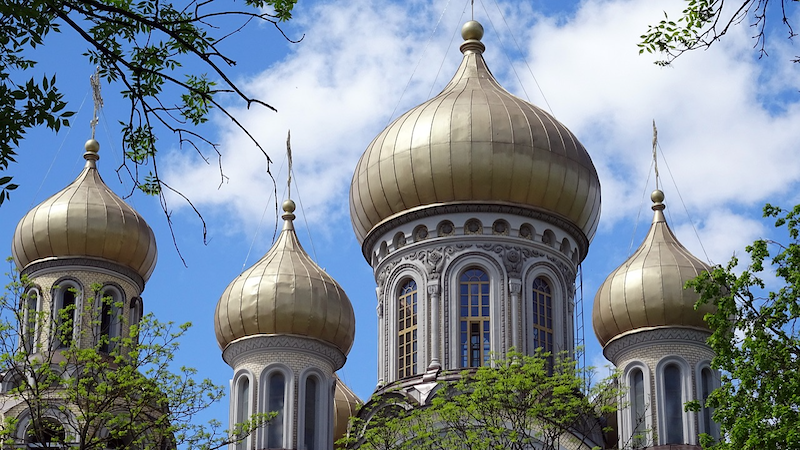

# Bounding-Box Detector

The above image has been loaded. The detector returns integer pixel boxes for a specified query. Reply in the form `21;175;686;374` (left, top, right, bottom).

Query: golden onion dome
214;200;356;355
333;376;362;448
12;139;157;281
350;20;601;245
592;190;714;347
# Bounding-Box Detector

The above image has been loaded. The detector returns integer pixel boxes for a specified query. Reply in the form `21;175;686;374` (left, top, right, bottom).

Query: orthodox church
5;17;719;450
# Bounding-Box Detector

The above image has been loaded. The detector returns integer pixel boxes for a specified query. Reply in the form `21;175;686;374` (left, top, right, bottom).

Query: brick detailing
604;327;711;362
223;335;345;371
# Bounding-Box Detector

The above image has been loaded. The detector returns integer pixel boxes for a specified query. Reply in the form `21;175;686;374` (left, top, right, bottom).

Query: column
508;278;522;352
427;284;441;370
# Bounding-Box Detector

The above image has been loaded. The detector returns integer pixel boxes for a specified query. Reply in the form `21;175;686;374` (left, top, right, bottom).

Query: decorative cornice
361;202;589;263
603;327;712;362
21;257;145;291
222;334;346;370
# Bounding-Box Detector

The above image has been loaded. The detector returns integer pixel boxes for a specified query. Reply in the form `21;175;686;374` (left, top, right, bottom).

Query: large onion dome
333;377;362;448
350;20;601;245
214;200;356;355
12;139;157;281
593;190;714;347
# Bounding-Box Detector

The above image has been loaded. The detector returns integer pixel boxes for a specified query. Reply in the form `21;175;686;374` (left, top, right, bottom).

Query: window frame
52;279;82;349
96;285;125;354
458;267;491;368
622;362;653;448
655;356;695;445
385;267;425;383
446;256;502;369
231;369;255;450
259;365;293;450
396;278;419;379
297;369;330;450
523;265;567;355
22;287;42;354
696;361;720;441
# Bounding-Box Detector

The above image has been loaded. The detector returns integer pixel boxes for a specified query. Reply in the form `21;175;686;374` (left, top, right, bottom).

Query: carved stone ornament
477;243;544;278
223;334;346;370
603;327;713;362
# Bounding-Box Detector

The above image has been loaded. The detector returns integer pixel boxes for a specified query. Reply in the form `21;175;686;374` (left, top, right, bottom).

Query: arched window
397;279;418;379
531;277;553;357
302;375;320;450
663;364;684;444
265;371;286;448
235;377;250;450
700;367;718;441
98;287;123;353
460;268;490;367
129;297;143;346
55;283;80;349
26;417;66;448
630;368;647;447
23;289;40;353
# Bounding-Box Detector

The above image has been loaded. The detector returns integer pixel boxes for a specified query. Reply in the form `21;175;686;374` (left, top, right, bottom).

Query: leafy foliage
340;351;619;450
639;0;799;66
687;204;800;449
0;262;271;450
0;0;298;211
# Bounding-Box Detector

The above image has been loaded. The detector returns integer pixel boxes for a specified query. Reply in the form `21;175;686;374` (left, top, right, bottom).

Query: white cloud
163;0;800;268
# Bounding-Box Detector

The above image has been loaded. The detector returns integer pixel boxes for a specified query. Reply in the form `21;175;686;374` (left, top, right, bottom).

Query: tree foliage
687;204;800;450
0;263;271;450
0;0;298;211
340;351;620;450
639;0;799;66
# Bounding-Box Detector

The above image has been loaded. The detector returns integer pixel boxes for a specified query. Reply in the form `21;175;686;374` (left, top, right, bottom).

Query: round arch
443;252;505;368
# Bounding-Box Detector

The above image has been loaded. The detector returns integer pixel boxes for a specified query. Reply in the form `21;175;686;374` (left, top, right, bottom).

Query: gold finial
84;139;100;165
283;199;296;213
651;189;665;211
90;68;103;140
462;20;484;41
460;20;485;55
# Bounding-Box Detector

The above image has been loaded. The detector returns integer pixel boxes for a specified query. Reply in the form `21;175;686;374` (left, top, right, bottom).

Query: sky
2;0;800;432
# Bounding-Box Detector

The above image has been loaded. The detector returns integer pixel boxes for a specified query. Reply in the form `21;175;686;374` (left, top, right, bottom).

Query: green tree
0;0;298;207
341;351;620;450
687;204;800;450
0;263;271;450
639;0;799;66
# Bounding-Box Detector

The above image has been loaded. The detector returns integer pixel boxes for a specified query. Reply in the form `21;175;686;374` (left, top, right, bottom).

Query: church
5;17;720;450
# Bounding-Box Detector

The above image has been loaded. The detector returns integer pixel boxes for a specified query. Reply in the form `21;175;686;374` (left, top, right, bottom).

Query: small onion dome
333;376;362;448
214;200;356;356
350;20;601;246
12;139;157;281
592;190;714;347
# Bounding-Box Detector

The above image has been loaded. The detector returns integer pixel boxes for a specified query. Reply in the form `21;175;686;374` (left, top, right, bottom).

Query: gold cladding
214;206;356;355
592;192;715;347
349;26;601;244
333;376;362;448
12;143;157;281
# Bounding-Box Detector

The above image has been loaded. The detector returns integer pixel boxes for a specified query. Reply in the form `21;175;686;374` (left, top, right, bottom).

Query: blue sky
3;0;800;431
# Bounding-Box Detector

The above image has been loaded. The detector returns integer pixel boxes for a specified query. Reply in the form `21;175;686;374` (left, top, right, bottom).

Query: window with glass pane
303;377;319;450
631;368;647;447
532;277;553;357
99;289;120;353
58;288;77;348
663;364;684;444
460;268;490;367
24;291;38;353
701;368;717;440
266;372;285;448
236;377;250;450
397;280;418;379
